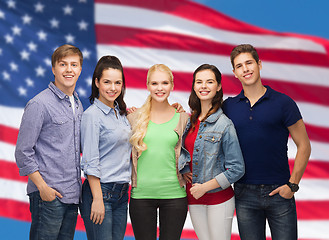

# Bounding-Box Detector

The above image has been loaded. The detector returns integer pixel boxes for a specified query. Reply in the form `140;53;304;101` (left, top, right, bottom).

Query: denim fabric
178;108;244;192
29;191;78;240
80;180;129;240
234;183;297;240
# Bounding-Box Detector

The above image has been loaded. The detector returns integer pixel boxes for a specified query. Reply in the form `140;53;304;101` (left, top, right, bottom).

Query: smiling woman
80;55;132;240
178;64;245;240
128;64;190;240
96;68;123;108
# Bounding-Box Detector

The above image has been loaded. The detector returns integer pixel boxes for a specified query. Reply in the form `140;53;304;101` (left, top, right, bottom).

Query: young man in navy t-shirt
223;44;311;240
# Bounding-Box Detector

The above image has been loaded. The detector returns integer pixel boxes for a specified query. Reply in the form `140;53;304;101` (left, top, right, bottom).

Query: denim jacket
178;108;245;193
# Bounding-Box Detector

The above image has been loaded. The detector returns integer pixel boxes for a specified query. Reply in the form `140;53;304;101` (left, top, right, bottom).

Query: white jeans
188;196;235;240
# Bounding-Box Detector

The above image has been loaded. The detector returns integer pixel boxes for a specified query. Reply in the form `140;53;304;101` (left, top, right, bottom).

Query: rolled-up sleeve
15;101;44;176
80;111;101;178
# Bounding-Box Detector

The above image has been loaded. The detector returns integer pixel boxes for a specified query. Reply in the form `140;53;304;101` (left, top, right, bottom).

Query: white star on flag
50;18;59;28
22;14;32;24
35;66;46;77
18;86;27;96
63;5;73;15
78;20;88;30
34;2;45;13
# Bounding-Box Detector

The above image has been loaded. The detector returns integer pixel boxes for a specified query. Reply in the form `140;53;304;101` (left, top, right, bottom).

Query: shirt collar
204;108;223;123
236;85;272;103
94;98;119;115
48;82;79;100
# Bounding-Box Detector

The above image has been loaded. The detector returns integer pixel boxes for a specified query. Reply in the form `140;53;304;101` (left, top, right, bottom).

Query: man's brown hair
51;44;83;67
230;44;259;68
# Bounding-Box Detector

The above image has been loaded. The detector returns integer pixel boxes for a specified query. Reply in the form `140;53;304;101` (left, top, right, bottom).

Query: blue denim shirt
15;82;83;204
178;108;245;193
81;99;131;184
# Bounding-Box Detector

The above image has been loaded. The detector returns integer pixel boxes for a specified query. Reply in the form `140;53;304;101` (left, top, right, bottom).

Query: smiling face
52;54;82;95
193;69;221;104
147;70;173;103
232;52;262;87
96;68;123;108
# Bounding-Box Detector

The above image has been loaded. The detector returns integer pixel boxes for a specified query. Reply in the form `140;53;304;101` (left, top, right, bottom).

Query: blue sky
193;0;329;40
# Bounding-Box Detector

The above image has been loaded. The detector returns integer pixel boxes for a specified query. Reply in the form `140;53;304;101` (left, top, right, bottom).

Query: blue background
194;0;329;40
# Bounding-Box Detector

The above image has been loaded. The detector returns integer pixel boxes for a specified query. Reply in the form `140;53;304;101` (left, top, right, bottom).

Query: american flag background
1;0;329;239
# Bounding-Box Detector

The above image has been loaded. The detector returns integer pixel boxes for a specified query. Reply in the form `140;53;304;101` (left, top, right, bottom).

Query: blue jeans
234;183;297;240
80;180;129;240
28;191;78;240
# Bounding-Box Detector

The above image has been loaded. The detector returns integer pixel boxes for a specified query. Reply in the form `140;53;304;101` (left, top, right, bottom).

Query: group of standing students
79;54;245;240
15;43;311;240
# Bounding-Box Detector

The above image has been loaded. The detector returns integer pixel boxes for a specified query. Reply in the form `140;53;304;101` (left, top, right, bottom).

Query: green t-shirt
131;112;186;199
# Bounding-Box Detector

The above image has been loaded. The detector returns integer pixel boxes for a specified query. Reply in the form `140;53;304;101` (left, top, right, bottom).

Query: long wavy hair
189;64;223;130
89;55;127;115
130;64;174;155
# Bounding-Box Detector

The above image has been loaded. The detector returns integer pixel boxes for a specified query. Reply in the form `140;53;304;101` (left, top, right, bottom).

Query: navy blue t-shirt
222;86;302;185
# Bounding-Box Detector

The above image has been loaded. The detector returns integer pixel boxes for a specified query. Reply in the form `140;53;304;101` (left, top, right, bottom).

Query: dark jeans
28;191;78;240
234;183;298;240
80;180;129;240
129;197;188;240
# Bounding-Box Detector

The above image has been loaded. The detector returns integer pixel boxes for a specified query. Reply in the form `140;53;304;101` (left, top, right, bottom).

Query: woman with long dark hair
80;56;131;240
178;64;245;240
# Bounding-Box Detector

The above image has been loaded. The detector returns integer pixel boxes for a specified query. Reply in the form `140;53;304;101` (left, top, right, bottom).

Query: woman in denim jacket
178;64;245;240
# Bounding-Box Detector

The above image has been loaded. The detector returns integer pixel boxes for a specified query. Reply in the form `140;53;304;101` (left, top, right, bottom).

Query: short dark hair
89;55;127;115
188;64;223;129
230;44;259;68
51;44;83;67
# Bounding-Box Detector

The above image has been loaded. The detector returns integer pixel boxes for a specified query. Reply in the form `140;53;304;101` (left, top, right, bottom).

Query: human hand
183;172;193;183
190;183;207;199
39;185;63;202
127;106;137;115
171;102;186;113
269;184;294;199
90;199;105;225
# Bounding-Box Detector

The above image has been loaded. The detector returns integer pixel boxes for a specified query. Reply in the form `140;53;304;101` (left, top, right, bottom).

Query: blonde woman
128;64;189;240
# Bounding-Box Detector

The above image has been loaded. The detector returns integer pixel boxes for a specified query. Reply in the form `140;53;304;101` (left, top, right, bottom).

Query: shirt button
250;108;252;111
249;116;253;120
195;162;198;165
199;135;202;139
246;100;249;103
196;149;199;152
194;174;198;177
204;124;206;127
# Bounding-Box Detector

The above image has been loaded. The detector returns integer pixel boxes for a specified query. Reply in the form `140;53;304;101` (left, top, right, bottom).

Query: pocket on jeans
233;184;246;199
276;192;294;201
42;197;58;204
